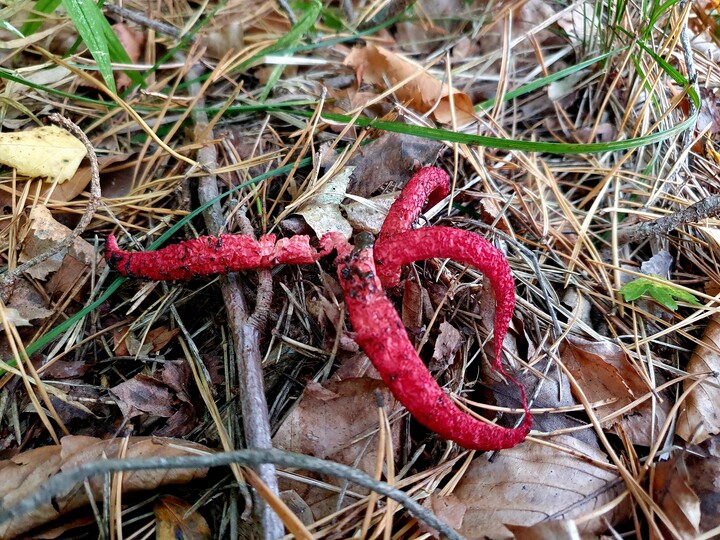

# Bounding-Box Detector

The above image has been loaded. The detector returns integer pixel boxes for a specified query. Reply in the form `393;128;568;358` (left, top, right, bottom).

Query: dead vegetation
0;0;720;538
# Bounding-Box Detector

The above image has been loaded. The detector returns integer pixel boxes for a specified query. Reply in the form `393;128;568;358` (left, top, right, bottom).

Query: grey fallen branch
0;448;465;540
617;195;720;244
0;114;101;301
103;3;193;42
184;63;282;538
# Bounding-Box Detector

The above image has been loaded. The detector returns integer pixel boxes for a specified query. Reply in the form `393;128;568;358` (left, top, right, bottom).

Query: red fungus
105;232;348;281
105;167;532;450
380;166;451;238
337;236;531;450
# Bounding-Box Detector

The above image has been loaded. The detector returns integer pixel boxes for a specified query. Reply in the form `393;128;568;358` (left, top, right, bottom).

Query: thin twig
617;195;720;244
184;63;284;538
1;114;101;301
103;4;193;42
0;448;465;540
276;0;297;25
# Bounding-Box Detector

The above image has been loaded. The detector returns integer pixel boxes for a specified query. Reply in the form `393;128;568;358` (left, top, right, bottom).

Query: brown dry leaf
430;321;463;372
4;278;54;326
676;314;720;443
329;352;381;381
39;154;128;203
419;493;466;538
454;435;628;539
115;29;143;90
154;495;212;540
345;132;443;198
653;455;701;539
112;374;177;418
506;520;582;540
0;436;210;538
0;126;86;182
344;44;475;124
273;378;401;517
401;277;424;331
686;435;720;531
560;335;669;445
113;325;180;357
279;490;314;525
19;205;100;283
40;360;91;379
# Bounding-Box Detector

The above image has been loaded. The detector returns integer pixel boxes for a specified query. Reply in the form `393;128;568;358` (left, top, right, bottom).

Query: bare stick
1;114;101;300
617;195;720;244
103;3;193;42
0;448;465;540
184;64;283;538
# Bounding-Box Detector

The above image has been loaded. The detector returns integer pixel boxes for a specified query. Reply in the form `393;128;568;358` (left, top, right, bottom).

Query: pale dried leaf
557;1;602;46
296;167;353;239
343;193;396;234
547;70;586;102
676;314;720;443
454;435;628;539
0;126;86;182
0;436;210;538
344;44;475;124
0;305;31;327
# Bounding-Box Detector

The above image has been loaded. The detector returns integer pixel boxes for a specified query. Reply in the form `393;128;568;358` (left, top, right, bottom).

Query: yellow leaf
0;126;86;182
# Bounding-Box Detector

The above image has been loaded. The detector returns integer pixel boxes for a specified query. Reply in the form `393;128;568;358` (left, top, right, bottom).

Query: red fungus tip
106;234;119;252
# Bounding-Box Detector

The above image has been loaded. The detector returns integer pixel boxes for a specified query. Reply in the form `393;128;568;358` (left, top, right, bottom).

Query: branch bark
185;66;283;538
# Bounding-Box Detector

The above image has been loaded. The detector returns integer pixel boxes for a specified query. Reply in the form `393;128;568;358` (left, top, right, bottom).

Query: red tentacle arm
374;226;515;371
337;241;531;450
379;166;450;238
105;232;349;281
375;166;451;286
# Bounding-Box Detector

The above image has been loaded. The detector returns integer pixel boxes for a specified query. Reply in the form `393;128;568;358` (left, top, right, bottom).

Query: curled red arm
337;239;531;450
380;166;451;238
376;167;450;287
375;227;515;372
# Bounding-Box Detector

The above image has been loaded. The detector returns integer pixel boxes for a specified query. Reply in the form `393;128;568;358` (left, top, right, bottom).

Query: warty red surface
337;243;531;450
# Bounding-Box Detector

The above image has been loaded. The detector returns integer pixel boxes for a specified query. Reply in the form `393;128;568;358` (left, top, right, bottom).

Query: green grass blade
476;48;626;111
259;0;322;101
22;0;62;35
292;106;697;153
60;0;138;93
